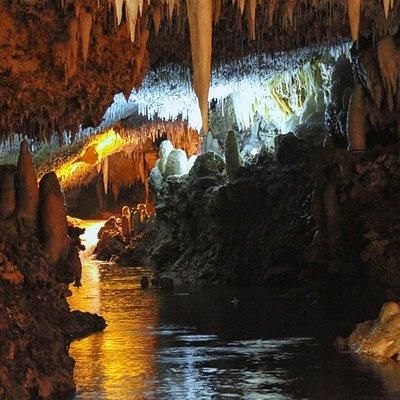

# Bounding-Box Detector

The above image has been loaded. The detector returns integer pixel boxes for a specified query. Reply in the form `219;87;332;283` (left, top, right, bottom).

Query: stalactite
377;35;398;112
267;0;277;27
152;5;162;34
102;156;109;194
347;84;366;152
78;7;93;65
246;0;256;40
65;17;79;79
383;0;394;19
347;0;361;42
115;0;125;25
237;0;246;15
74;0;81;17
186;0;213;133
133;28;150;88
213;0;221;24
126;0;140;42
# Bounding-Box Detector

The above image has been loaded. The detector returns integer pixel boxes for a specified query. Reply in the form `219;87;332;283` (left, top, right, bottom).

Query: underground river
68;222;400;400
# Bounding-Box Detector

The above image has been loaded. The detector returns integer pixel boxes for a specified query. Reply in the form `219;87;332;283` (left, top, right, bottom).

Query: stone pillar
16;140;39;229
39;172;70;265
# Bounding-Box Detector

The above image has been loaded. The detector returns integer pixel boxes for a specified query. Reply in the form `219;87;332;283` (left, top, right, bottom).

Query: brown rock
15;140;39;229
0;166;16;219
39;172;70;265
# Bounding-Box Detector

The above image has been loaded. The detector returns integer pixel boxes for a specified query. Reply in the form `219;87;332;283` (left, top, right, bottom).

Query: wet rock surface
347;302;400;362
94;205;157;267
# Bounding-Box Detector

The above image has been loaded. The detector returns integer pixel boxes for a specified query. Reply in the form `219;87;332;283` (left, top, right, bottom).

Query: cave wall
0;140;95;399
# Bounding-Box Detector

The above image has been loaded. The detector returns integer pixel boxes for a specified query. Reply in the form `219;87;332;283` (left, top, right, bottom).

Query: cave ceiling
0;0;398;142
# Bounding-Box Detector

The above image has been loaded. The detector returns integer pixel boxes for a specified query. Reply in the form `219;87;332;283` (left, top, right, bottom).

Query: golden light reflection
68;220;159;399
54;129;124;189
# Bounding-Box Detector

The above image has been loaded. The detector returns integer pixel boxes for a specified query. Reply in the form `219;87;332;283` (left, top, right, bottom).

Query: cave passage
2;1;400;399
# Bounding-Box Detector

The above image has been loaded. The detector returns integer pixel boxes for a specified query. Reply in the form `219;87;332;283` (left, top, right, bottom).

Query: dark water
69;223;400;400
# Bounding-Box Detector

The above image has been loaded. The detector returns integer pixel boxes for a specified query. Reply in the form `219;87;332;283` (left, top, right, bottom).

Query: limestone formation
347;84;367;152
16;140;39;229
0;166;16;219
39;172;70;265
164;149;189;177
149;161;164;193
158;140;174;174
225;130;241;181
348;302;400;361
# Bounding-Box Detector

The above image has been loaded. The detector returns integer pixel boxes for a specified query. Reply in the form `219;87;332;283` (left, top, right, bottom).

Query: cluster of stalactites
57;0;396;134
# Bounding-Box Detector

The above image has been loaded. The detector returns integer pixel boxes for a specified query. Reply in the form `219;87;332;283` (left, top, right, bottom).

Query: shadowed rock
0;166;16;219
39;172;70;265
16;140;39;229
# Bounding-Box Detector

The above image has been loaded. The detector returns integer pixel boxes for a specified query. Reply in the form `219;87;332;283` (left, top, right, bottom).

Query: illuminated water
69;222;400;400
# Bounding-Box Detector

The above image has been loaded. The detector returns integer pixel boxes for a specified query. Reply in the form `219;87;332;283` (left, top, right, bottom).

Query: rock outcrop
0;142;105;399
348;302;400;361
150;135;400;314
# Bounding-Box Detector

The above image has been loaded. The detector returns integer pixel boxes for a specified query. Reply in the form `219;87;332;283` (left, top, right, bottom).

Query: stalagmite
225;130;241;181
347;0;361;42
122;205;132;237
0;167;16;220
78;7;93;65
377;35;398;112
347;84;366;152
16;140;39;229
39;172;70;266
187;0;213;133
164;149;189;177
159;140;174;173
